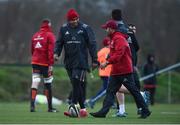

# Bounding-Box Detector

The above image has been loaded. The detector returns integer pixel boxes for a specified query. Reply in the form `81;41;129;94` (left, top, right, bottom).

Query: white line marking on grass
161;112;179;115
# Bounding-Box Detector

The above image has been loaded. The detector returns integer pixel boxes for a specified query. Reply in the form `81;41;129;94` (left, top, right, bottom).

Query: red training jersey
31;24;55;66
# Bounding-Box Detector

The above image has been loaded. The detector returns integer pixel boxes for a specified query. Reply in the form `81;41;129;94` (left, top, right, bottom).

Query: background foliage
0;0;180;66
0;66;180;103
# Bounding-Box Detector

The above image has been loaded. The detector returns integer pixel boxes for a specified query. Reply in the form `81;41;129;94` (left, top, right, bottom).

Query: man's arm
54;27;64;59
108;39;127;64
131;33;140;52
101;39;127;69
48;33;56;65
128;32;139;52
85;25;98;68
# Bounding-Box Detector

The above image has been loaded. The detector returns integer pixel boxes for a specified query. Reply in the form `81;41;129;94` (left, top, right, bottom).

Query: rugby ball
68;104;80;117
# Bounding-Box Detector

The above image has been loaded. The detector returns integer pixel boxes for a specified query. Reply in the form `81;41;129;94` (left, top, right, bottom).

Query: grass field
0;102;180;124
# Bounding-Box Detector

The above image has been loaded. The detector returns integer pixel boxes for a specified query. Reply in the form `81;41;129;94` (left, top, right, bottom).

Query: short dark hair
41;18;51;23
128;24;135;27
111;9;122;21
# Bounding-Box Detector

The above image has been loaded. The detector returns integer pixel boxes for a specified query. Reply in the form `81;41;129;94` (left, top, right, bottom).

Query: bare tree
0;0;179;67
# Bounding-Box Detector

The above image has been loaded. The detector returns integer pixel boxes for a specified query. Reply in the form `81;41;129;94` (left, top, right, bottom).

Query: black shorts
32;64;52;78
67;69;86;82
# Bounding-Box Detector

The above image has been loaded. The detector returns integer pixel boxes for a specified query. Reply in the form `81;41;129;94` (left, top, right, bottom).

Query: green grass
0;102;180;124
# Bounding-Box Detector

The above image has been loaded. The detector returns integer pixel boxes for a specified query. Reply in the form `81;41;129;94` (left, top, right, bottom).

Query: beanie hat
67;8;79;21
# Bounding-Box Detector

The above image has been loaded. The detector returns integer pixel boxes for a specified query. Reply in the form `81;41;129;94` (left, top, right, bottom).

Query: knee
43;76;53;83
32;74;41;89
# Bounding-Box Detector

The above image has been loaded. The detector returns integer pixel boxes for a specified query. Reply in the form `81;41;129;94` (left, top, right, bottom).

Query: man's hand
48;65;53;72
134;66;138;72
105;54;110;59
100;61;108;69
54;54;59;61
92;62;98;70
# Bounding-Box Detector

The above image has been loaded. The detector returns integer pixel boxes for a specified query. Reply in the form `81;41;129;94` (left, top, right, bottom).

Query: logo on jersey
34;35;44;41
65;31;70;35
72;36;76;40
127;37;132;43
35;42;42;48
77;30;83;34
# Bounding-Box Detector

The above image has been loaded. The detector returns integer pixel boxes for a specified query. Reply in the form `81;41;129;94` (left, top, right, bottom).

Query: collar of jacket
40;26;52;32
109;31;128;39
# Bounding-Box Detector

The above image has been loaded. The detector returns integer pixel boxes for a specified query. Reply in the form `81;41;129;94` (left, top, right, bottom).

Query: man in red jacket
90;20;151;118
30;19;57;112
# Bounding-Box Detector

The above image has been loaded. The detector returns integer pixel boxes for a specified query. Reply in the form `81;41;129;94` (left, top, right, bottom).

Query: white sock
119;104;125;114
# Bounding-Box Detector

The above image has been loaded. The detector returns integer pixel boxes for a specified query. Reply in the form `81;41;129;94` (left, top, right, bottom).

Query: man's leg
44;80;57;112
43;66;57;112
71;78;80;105
115;92;127;117
64;69;80;117
79;81;88;117
133;70;141;90
150;88;156;105
115;72;142;116
90;76;123;117
78;70;88;117
81;80;87;105
65;69;88;117
44;83;52;111
118;83;149;115
132;70;144;114
30;73;40;112
70;78;88;117
92;77;109;99
122;74;151;118
88;77;109;108
64;78;81;117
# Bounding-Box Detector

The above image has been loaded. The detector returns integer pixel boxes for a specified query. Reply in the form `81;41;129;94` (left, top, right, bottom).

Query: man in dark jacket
90;20;151;119
111;9;128;34
127;24;140;89
143;54;158;105
54;9;98;117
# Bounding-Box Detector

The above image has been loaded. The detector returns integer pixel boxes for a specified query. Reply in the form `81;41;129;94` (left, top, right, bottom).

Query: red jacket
107;32;133;75
31;24;55;66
